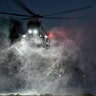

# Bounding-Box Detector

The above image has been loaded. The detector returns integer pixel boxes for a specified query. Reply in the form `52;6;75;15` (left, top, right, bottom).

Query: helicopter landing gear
43;38;50;49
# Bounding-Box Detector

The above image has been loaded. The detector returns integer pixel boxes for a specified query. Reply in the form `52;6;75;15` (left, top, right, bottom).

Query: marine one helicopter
0;0;91;48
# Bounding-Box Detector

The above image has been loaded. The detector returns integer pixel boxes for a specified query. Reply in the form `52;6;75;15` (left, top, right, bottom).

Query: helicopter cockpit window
27;20;41;29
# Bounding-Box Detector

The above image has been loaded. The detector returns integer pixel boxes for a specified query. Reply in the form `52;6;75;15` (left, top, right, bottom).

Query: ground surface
0;93;94;96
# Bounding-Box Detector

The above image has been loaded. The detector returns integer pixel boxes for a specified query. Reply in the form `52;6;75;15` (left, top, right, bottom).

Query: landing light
28;29;32;34
22;34;27;38
44;35;48;39
33;29;38;34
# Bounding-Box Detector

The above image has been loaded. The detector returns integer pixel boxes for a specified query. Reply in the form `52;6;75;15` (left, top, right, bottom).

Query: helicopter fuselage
23;19;50;48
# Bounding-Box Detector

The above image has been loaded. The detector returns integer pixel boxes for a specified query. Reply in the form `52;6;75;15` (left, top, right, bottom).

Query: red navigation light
48;33;53;38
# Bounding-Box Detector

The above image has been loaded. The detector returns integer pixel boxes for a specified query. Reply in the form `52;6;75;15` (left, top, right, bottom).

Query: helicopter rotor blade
43;17;82;19
42;6;91;17
20;17;32;20
0;12;32;17
11;0;36;16
20;17;82;20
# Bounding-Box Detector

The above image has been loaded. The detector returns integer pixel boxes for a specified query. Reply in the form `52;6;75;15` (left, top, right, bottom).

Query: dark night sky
0;0;96;30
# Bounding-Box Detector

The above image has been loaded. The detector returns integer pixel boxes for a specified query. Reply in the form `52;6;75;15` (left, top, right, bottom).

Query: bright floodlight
44;35;48;39
22;34;27;38
28;29;32;34
33;29;38;35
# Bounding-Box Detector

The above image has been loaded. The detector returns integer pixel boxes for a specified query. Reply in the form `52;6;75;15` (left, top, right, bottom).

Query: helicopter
0;0;91;48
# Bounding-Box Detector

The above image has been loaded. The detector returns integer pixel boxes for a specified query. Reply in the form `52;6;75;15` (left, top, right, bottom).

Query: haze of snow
0;18;95;95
